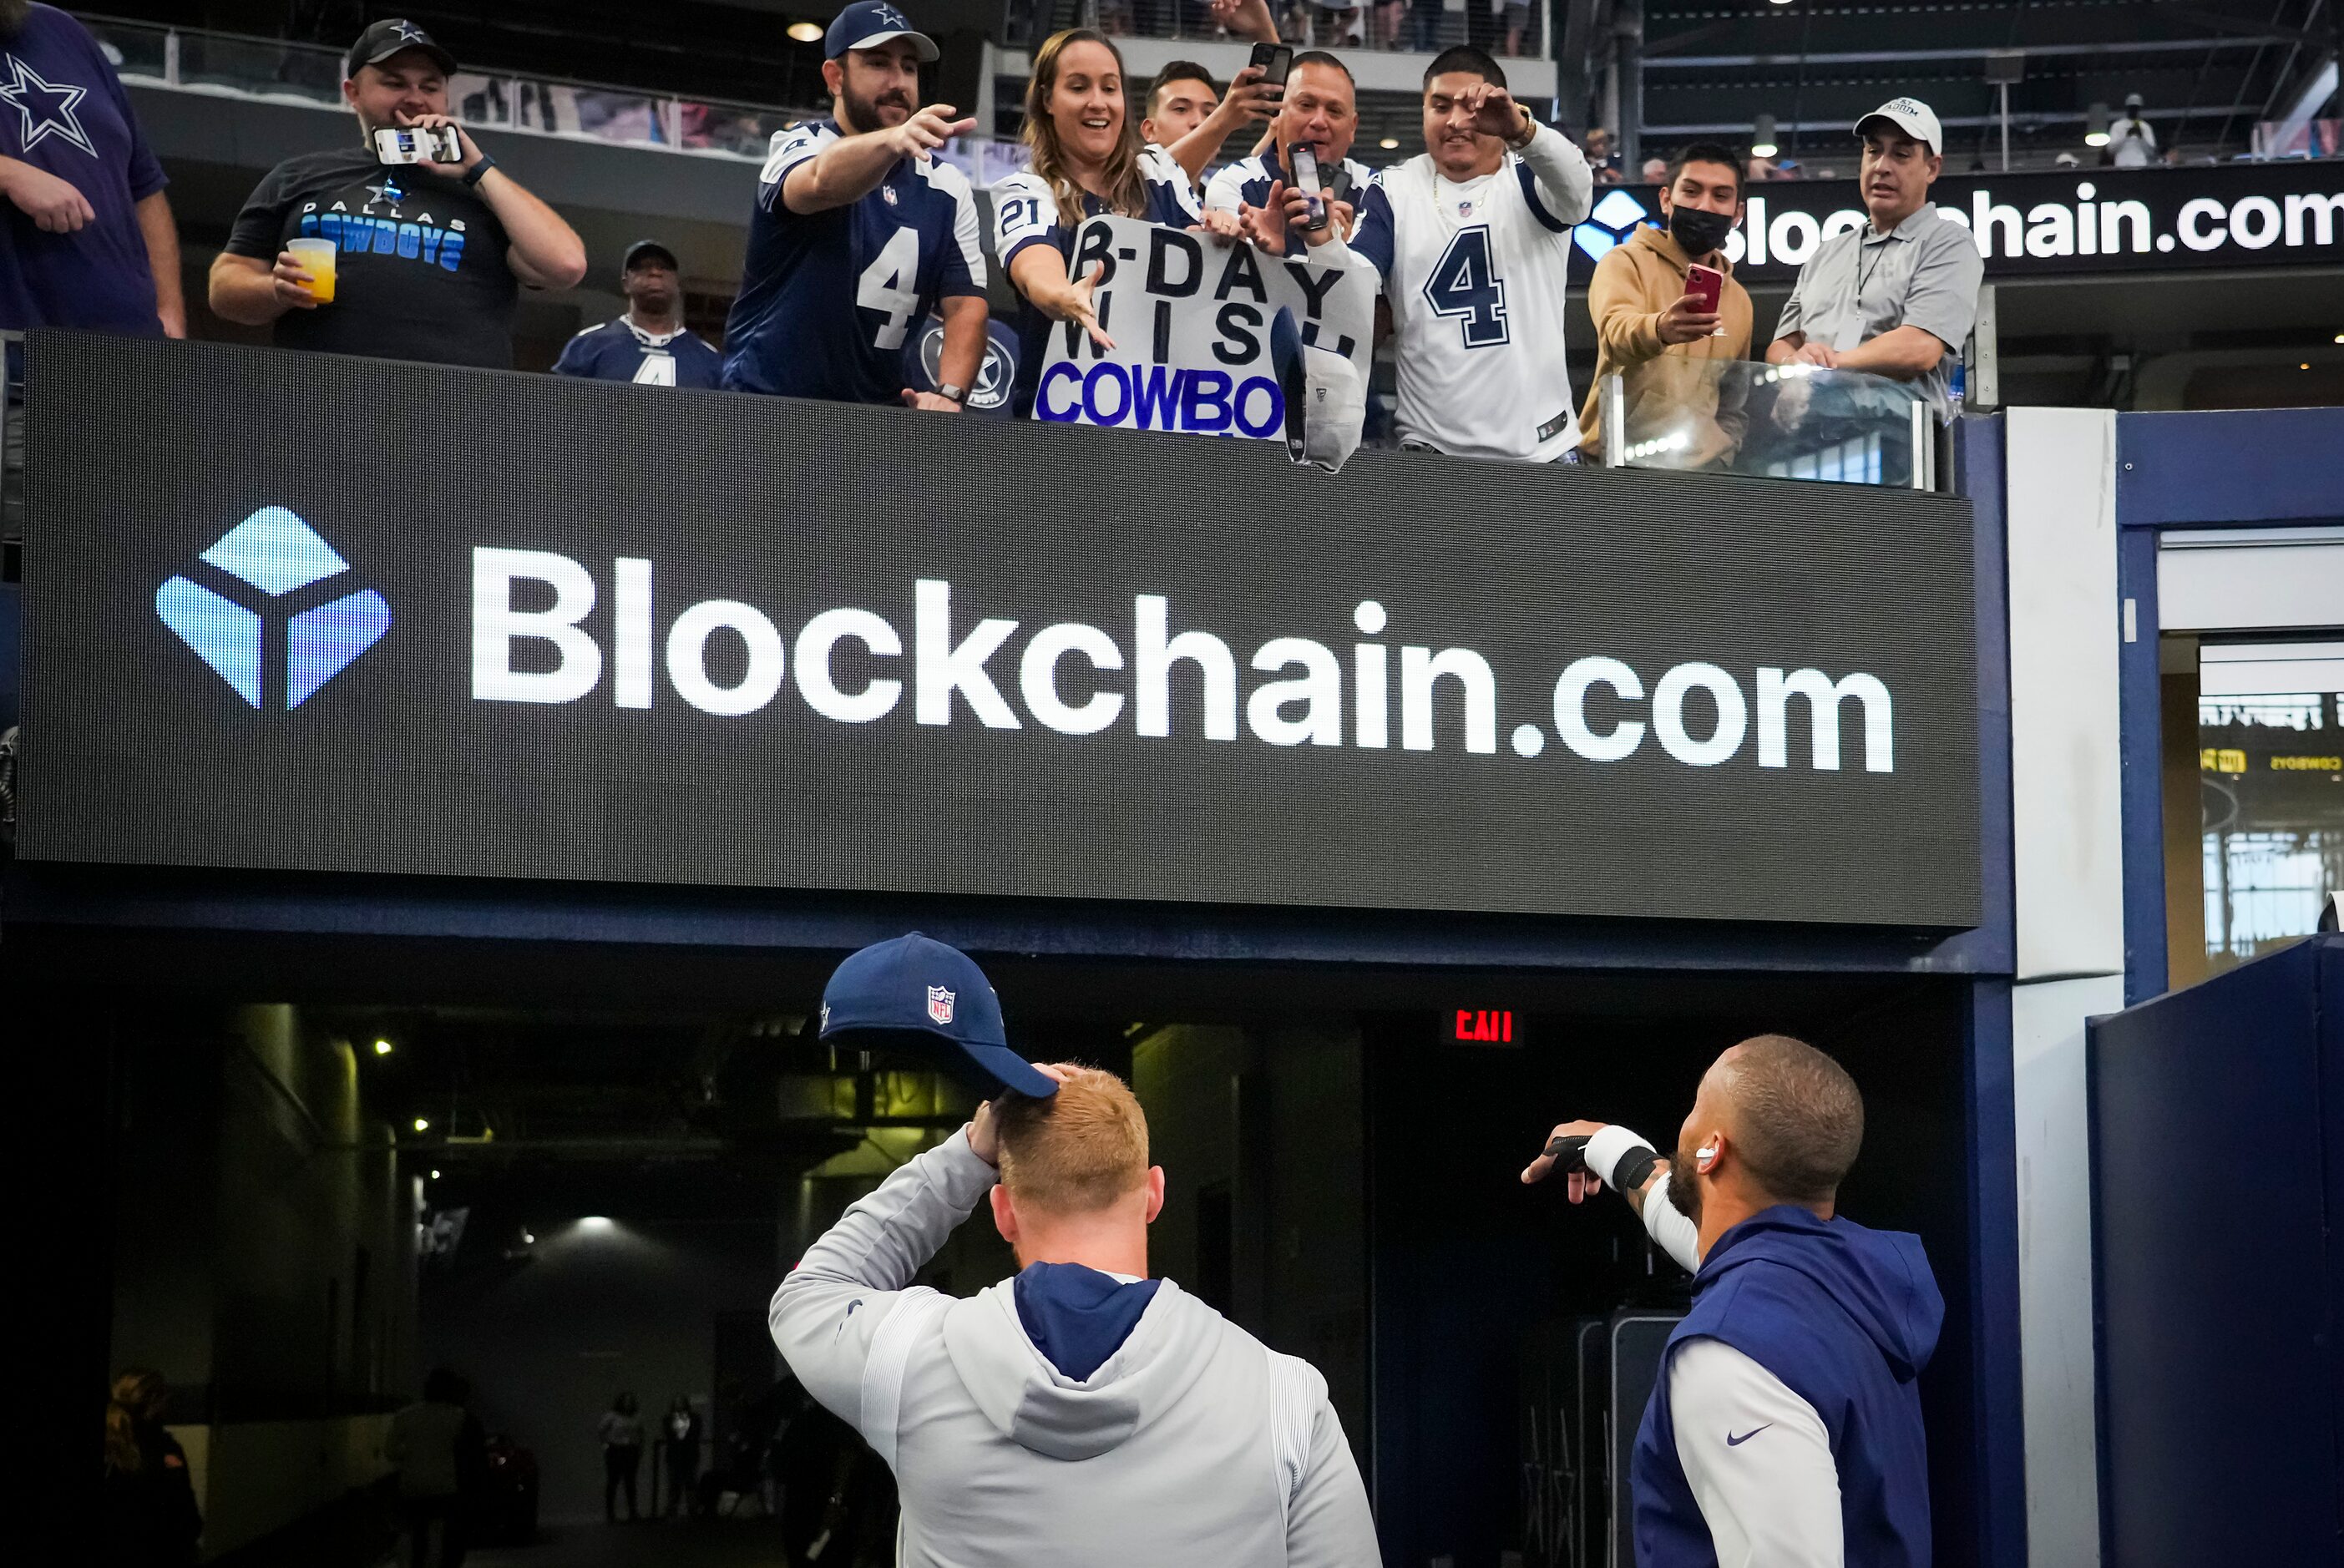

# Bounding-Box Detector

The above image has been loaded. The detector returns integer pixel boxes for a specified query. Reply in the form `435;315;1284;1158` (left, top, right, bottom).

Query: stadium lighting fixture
787;20;823;43
1380;137;1400;149
2083;103;2111;148
373;1038;392;1055
1749;114;1779;159
430;1168;442;1180
413;1116;430;1132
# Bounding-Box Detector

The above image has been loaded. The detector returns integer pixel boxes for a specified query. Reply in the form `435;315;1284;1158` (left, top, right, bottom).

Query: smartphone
1248;42;1293;95
1685;261;1724;315
1288;144;1328;232
372;125;463;165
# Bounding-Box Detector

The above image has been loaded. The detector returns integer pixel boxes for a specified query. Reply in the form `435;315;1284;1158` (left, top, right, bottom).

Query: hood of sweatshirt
1699;1206;1944;1381
941;1264;1222;1460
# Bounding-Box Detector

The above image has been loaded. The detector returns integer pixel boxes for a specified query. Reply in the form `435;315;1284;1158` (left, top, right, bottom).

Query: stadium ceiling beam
1645;37;2260;68
2164;5;2335;48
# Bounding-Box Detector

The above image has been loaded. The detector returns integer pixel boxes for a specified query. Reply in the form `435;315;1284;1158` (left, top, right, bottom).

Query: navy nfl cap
826;1;940;62
818;933;1057;1097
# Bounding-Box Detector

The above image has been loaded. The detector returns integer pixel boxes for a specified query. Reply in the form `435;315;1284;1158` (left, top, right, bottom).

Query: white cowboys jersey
1347;125;1593;462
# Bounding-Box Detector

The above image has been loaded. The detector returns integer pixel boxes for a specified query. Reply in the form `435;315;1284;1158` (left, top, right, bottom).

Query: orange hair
994;1066;1149;1214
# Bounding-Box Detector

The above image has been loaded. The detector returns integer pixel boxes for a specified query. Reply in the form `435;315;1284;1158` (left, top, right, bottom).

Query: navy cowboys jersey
990;163;1202;417
721;119;986;405
1202;150;1378;255
554;318;724;388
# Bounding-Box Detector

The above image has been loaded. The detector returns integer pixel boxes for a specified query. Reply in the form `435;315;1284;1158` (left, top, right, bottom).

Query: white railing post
164;28;181;87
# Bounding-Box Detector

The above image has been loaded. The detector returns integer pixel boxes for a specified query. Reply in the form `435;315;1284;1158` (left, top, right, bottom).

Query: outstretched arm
1524;1120;1701;1272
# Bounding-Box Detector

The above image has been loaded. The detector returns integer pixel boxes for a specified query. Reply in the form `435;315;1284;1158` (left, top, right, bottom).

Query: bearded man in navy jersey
721;2;988;411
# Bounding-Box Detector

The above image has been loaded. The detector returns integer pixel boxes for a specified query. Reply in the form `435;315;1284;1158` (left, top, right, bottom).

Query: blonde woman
991;29;1202;415
102;1369;201;1565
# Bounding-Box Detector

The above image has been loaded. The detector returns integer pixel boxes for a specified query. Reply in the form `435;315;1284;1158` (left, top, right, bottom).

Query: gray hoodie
769;1130;1380;1567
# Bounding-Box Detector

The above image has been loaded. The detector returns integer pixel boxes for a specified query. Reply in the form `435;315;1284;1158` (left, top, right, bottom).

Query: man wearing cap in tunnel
770;931;1379;1568
552;240;723;387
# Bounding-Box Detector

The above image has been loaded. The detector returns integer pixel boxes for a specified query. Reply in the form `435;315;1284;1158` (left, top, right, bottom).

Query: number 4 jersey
1344;125;1593;463
721;119;987;404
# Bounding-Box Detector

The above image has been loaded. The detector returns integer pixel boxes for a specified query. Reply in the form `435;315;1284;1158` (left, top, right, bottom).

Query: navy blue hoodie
1633;1206;1943;1568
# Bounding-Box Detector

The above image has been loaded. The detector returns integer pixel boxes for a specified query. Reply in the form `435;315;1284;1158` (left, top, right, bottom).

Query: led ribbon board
21;334;1982;927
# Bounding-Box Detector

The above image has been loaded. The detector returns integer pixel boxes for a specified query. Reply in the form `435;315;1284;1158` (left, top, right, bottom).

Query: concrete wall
109;1006;415;1558
1133;1022;1369;1448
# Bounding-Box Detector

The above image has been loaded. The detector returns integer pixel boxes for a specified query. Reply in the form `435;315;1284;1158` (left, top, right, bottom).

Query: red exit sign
1451;1009;1517;1045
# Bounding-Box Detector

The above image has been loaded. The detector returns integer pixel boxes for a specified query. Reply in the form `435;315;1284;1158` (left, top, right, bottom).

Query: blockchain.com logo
155;507;391;710
1573;189;1657;262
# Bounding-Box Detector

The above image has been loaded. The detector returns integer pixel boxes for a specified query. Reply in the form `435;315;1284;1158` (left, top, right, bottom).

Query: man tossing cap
825;0;939;62
1854;95;1943;157
344;18;458;79
818;932;1059;1097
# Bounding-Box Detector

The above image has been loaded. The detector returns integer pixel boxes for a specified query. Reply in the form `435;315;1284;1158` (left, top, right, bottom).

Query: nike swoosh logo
1726;1425;1773;1446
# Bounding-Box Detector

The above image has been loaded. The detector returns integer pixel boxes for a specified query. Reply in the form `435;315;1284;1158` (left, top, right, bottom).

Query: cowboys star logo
0;54;98;159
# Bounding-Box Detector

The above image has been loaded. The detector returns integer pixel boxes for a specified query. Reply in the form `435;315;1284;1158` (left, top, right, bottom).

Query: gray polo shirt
1773;202;1984;418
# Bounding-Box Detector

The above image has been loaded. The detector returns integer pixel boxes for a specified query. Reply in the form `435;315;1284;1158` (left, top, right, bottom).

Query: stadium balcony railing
78;13;1040;185
1597;361;1943;490
1001;0;1550;60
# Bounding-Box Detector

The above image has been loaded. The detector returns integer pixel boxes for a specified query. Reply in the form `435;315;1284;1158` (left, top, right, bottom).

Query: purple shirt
1;4;167;341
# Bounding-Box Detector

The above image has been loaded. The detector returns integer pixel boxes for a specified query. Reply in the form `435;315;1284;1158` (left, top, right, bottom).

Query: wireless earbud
1696;1144;1719;1166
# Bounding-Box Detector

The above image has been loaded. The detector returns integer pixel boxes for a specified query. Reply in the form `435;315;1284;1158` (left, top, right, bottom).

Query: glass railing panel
178;31;343;105
81;16;171;79
1604;359;1935;489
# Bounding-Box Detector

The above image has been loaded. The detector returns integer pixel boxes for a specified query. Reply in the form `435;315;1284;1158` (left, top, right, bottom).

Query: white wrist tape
1583;1123;1658;1188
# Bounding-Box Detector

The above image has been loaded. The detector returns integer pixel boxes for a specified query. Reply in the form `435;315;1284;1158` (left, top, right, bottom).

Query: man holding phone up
210;20;587;367
1577;142;1754;467
1199;52;1374;254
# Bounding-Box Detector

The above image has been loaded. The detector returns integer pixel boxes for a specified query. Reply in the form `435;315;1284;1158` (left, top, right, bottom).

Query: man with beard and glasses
721;1;986;411
3;0;184;554
1577;141;1754;468
211;20;585;368
554;239;722;388
1522;1034;1942;1568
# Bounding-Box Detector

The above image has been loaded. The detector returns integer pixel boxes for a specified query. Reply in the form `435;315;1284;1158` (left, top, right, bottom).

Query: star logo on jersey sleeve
0;54;99;159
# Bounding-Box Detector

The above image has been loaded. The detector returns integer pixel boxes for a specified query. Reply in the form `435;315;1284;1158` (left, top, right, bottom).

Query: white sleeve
1641;1175;1704;1274
991;170;1061;268
1671;1338;1843;1568
1516;122;1594;227
767;1129;996;1428
1203;163;1246;215
757;122;833;213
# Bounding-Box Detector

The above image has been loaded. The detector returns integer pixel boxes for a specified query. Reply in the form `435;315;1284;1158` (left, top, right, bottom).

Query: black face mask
1668;204;1735;257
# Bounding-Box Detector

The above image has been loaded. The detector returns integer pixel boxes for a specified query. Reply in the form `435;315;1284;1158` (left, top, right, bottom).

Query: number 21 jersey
721;119;986;405
1349;132;1592;463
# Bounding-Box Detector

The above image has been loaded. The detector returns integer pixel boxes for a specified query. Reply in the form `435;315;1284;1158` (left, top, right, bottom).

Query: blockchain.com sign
20;333;1983;928
1567;162;2344;285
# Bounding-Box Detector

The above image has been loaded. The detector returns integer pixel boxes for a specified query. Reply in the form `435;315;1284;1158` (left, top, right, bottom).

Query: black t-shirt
225;147;519;368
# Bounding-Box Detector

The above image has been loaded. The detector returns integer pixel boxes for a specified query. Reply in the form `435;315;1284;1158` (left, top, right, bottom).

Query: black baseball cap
818;933;1058;1098
622;240;680;274
345;19;458;80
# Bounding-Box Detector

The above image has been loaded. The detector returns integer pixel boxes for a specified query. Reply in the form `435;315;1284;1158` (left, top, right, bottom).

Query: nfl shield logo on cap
817;932;1058;1097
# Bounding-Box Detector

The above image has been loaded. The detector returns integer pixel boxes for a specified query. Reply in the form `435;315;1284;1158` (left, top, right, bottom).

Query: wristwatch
462;154;497;188
1507;104;1538;150
937;382;969;405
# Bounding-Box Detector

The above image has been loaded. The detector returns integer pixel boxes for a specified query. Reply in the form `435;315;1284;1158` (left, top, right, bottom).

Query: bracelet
463;154;497;188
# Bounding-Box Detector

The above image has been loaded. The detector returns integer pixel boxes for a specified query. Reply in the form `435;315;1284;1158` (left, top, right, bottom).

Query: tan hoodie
1577;223;1755;468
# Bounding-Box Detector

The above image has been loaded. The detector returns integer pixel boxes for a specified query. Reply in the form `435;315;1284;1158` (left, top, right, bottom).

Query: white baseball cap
1854;97;1943;156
